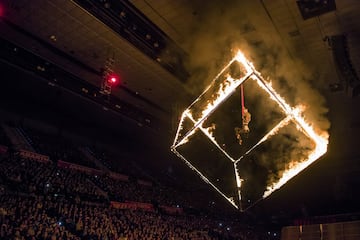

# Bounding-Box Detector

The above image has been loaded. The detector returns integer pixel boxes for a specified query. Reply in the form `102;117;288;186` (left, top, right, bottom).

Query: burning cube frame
171;51;328;211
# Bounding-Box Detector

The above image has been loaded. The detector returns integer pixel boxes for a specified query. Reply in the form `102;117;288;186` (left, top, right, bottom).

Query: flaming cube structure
171;51;328;211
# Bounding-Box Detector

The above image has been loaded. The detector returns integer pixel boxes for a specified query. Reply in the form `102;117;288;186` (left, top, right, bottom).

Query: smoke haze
178;0;331;202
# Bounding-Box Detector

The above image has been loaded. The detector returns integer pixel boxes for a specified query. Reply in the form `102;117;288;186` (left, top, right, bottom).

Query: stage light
110;77;116;83
107;74;119;85
100;58;117;95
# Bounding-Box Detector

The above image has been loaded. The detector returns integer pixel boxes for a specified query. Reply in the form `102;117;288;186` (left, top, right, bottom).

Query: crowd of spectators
0;124;278;240
0;152;194;210
0;155;106;203
0;154;268;240
3;124;211;209
89;174;186;208
0;194;81;239
1;192;253;240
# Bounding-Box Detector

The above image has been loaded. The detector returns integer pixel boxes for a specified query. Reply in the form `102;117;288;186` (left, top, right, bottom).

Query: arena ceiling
1;0;360;219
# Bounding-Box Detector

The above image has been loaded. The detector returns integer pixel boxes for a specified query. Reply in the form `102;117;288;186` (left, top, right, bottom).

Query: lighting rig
100;57;118;96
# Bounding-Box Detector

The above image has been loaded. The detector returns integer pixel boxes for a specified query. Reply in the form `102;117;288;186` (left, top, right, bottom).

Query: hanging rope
240;84;245;116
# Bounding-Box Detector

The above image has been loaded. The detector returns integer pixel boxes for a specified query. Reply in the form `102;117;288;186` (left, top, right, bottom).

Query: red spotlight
110;77;117;83
107;74;119;85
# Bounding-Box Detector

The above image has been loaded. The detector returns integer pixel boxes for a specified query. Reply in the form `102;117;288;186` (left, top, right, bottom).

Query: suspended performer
234;108;251;145
234;83;251;145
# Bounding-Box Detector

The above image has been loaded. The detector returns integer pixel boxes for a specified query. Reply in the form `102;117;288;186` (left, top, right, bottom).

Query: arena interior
1;0;360;239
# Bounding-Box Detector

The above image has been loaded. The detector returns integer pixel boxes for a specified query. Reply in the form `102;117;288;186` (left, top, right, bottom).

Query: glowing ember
171;50;329;210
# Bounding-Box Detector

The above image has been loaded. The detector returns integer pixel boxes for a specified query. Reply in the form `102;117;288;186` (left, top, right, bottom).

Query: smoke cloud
181;0;329;128
179;1;331;201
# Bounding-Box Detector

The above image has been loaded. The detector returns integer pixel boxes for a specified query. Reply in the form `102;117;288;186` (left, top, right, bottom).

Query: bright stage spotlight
108;74;119;85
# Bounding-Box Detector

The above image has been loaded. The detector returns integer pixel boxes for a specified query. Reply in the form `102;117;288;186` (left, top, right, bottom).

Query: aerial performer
235;84;251;145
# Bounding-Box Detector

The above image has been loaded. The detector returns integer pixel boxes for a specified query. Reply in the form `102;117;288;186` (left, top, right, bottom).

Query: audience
0;125;275;240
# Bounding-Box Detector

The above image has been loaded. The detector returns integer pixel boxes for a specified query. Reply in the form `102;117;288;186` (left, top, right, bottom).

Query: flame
172;49;329;209
263;109;329;198
197;74;248;123
235;168;244;207
173;109;198;147
233;50;329;198
235;51;255;73
172;110;189;146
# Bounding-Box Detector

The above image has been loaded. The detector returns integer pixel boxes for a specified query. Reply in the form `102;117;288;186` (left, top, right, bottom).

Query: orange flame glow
263;108;329;198
233;50;329;198
172;49;329;209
